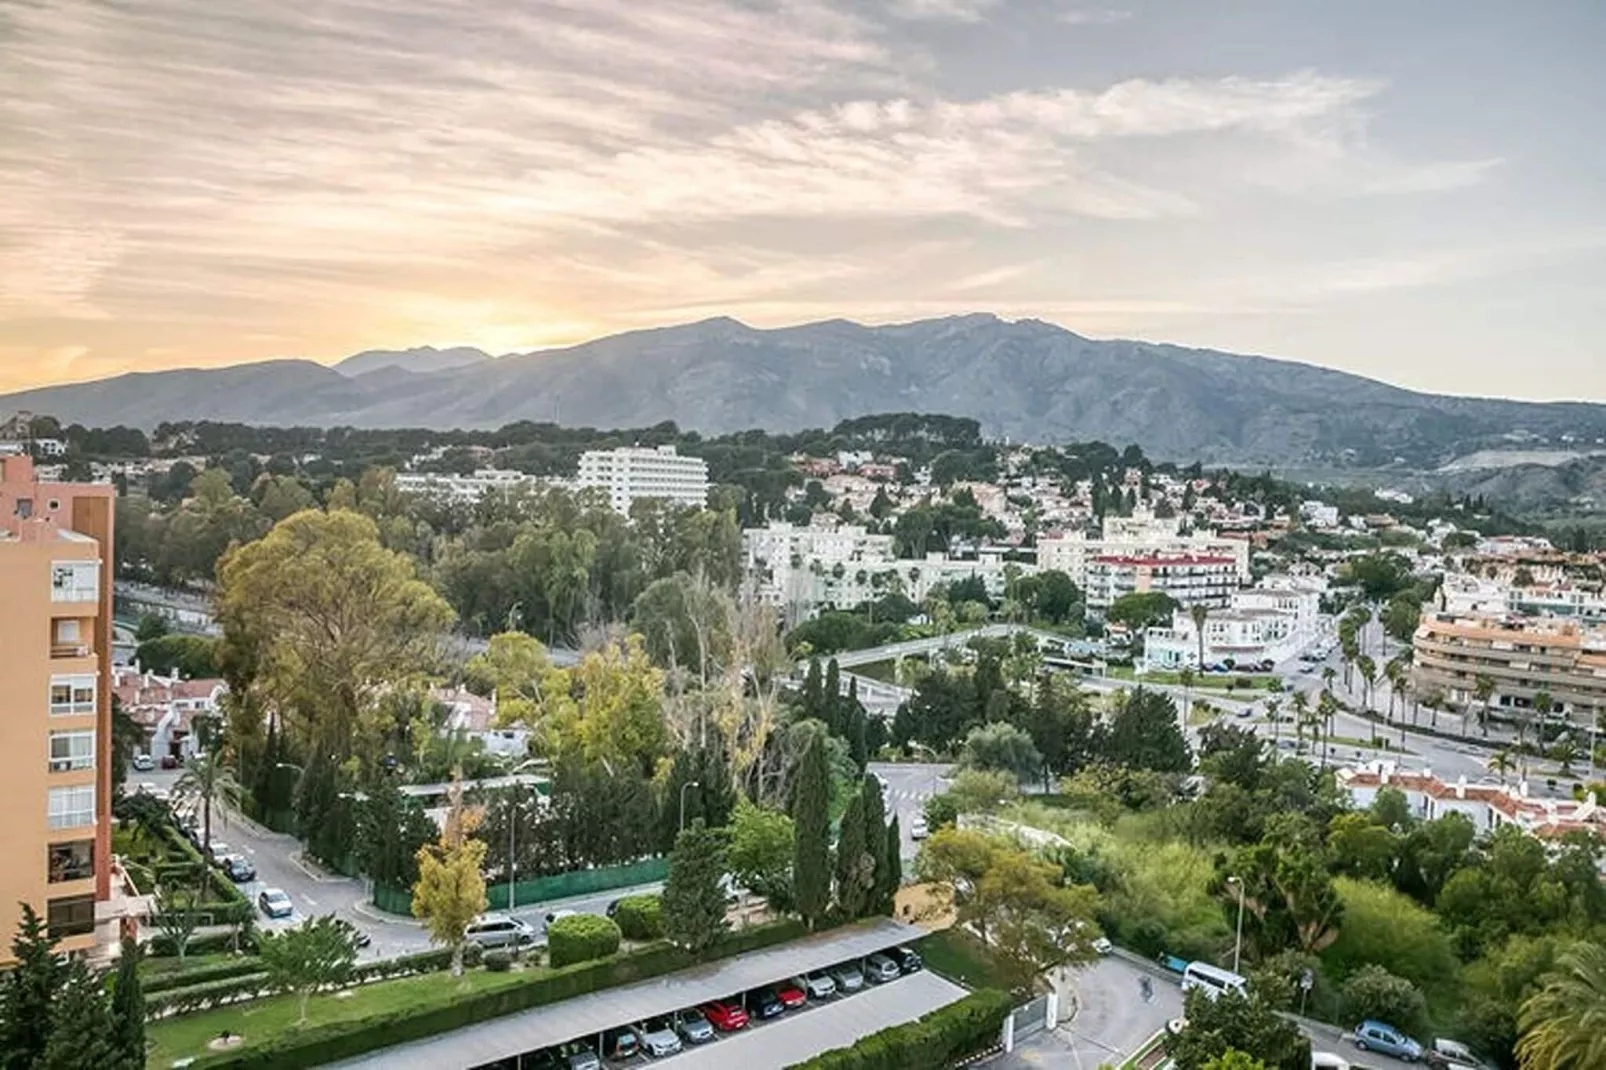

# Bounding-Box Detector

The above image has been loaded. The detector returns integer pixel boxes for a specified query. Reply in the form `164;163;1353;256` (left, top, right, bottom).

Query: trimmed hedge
150;930;259;958
148;973;276;1018
144;958;270;995
612;895;664;941
180;918;809;1069
785;988;1013;1070
547;913;623;968
150;946;458;1019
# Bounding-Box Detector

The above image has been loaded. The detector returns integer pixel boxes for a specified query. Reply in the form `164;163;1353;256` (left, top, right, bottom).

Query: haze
2;0;1603;399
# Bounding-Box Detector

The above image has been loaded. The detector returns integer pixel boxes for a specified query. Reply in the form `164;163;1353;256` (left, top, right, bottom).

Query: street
870;760;948;860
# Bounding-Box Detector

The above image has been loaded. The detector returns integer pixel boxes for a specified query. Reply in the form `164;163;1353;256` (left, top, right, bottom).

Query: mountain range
5;315;1603;466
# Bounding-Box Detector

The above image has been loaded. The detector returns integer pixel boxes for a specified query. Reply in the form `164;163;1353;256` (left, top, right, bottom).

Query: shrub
143;958;270;995
612;895;664;941
547;914;622;968
149;930;259;958
147;973;276;1018
461;941;484;969
484;950;512;973
785;987;1011;1069
1340;965;1427;1037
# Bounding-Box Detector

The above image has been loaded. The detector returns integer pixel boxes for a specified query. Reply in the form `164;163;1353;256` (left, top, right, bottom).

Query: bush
612;895;664;941
147;973;276;1018
461;941;484;969
349;947;453;984
786;987;1011;1069
143;958;270;995
483;950;512;973
1340;965;1427;1037
175;918;808;1068
547;914;623;968
149;930;259;958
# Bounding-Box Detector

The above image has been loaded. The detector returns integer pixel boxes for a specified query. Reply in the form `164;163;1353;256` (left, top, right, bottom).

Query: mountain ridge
4;314;1602;466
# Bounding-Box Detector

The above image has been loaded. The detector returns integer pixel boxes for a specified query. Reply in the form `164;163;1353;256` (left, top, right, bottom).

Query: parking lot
326;919;933;1070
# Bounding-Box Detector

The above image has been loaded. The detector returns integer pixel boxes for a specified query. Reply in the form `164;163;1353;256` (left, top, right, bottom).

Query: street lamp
505;759;542;912
1226;875;1246;975
679;780;701;835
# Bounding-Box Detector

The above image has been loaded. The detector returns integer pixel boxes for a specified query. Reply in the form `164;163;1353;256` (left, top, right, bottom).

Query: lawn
146;966;531;1067
914;928;1015;993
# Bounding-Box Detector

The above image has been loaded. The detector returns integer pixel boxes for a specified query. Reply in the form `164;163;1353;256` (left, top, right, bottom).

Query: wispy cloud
1057;7;1133;25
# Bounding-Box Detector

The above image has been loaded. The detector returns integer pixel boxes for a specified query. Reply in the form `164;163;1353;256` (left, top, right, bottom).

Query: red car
772;982;806;1009
700;1000;749;1032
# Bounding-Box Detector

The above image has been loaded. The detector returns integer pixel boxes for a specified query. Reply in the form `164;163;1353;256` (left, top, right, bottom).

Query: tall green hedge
547;913;623;968
181;918;808;1069
612;895;664;941
785;988;1012;1070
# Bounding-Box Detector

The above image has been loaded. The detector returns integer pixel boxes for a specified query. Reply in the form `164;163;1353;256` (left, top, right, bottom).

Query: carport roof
327;917;925;1070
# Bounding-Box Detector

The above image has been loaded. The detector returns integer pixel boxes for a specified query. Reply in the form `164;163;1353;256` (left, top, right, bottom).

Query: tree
1107;591;1181;634
0;904;62;1070
39;959;116;1070
172;747;244;853
543;634;669;776
1190;603;1211;674
354;775;438;891
1027;569;1081;624
1516;941;1606;1070
134;612;171;643
217;508;456;764
822;659;843;737
846;687;869;772
1222;829;1343;957
135;633;222;679
727;800;794;913
152;881;204;963
860;775;893;916
1204;1053;1270;1070
258;914;359;1024
1326;814;1398;882
412;782;489;975
1473;673;1497;739
1340;965;1428;1038
791;725;832;929
882;815;903;914
958;721;1043;782
834;786;872;920
110;937;146;1070
1103;688;1191;773
662;820;731;956
1168;989;1311;1070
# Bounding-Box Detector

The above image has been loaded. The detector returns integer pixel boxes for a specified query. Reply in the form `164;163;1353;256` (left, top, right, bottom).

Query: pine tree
847;685;868;772
834;787;869;920
661;820;730;956
823;659;842;736
802;658;824;721
881;815;903;916
860;776;889;916
110;937;146;1070
40;959;116;1070
0;903;63;1070
790;727;831;929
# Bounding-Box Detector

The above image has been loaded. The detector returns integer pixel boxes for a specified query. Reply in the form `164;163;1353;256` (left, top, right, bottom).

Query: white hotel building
1036;508;1250;592
1141;577;1326;671
576;445;709;515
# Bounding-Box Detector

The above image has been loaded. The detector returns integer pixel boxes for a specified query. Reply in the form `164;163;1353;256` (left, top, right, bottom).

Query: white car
632;1019;682;1058
131;753;155;772
910;815;929;840
799;972;837;999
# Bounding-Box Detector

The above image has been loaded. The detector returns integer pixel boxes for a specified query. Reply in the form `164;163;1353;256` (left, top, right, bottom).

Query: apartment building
1412;613;1606;727
576;445;709;515
0;455;142;962
1036;510;1249;590
394;468;550;503
1142;578;1325;671
1084;551;1239;612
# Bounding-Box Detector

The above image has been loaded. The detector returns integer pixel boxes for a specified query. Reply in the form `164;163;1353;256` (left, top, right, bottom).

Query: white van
1181;962;1248;1000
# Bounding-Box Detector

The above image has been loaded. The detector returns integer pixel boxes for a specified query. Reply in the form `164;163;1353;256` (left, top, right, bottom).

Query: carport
326;917;926;1070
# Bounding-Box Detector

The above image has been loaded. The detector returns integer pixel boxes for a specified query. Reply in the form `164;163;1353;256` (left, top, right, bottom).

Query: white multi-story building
394;468;549;503
1142;577;1325;671
1036;510;1249;590
576;445;709;515
1084;551;1239;612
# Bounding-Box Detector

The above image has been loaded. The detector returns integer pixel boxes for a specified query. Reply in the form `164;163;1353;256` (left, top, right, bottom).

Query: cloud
1057;7;1132;25
888;0;1001;22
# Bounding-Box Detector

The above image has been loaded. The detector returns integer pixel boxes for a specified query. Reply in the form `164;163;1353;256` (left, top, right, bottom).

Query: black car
890;945;923;973
747;987;785;1019
220;855;256;883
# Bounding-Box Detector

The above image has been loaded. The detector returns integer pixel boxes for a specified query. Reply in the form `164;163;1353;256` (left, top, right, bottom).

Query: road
869;761;948;861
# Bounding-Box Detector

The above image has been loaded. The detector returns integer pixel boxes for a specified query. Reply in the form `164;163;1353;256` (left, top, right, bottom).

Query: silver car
830;962;865;992
634;1018;683;1057
463;914;536;948
865;953;901;983
800;971;837;999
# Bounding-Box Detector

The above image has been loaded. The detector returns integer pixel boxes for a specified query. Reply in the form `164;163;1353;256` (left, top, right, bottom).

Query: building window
50;561;99;603
47;785;95;830
48;840;94;883
46;895;96;939
49;675;96;715
49;730;95;772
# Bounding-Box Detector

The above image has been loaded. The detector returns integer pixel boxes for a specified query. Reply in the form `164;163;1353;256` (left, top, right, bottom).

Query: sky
1;0;1603;399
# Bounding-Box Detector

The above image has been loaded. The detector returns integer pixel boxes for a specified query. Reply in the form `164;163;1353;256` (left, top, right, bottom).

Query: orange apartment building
0;453;142;962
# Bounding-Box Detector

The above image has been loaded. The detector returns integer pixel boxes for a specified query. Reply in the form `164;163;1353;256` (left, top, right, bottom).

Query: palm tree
1516;941;1606;1070
172;747;245;853
1321;666;1337;694
1486;748;1515;786
1533;691;1555;749
1356;654;1378;714
1384;654;1410;723
1318;689;1339;766
1266;697;1283;748
1552;737;1584;779
1178;665;1196;722
1189;603;1210;675
1474;674;1497;739
1291;691;1310;752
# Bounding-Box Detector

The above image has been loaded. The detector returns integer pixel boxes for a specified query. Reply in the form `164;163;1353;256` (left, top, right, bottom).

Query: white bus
1181;961;1248;1000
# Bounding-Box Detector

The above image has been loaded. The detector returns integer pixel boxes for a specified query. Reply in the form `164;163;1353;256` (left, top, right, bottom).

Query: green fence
372;857;669;917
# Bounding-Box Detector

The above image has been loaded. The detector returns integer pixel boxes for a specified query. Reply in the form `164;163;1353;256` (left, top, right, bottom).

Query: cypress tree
861;775;888;915
848;687;868;771
802;658;823;721
833;787;869;920
661;820;730;956
790;727;831;929
823;659;842;736
881;815;903;916
110;937;145;1070
40;959;116;1070
0;903;62;1070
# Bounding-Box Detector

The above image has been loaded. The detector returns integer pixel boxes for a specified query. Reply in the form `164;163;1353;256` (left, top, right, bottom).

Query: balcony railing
50;644;93;660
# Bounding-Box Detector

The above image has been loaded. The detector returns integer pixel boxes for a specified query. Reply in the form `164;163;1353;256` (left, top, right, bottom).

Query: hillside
5;315;1603;466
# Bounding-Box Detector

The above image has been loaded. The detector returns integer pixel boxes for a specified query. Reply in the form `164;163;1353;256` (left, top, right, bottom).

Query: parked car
131;753;155;772
700;999;749;1031
830;962;865;992
633;1018;682;1058
772;980;807;1009
160;754;180;770
674;1008;715;1044
1092;936;1114;955
910;815;929;840
1425;1039;1489;1070
1354;1020;1424;1062
332;918;372;949
257;888;293;919
890;946;923;973
601;1027;638;1061
1311;1052;1353;1070
206;841;231;862
801;971;837;999
220;854;256;883
464;914;536;948
561;1042;601;1070
747;987;785;1019
865;953;901;983
605;898;621;917
543;909;576;931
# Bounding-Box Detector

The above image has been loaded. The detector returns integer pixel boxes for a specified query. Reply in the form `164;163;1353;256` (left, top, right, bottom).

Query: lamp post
679;780;701;835
1227;875;1246;975
506;760;542;912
